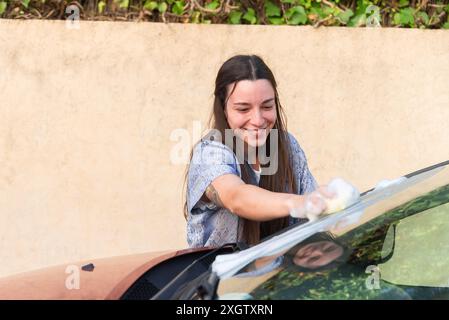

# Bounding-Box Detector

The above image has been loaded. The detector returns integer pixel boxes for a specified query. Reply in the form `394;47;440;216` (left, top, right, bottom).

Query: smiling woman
224;79;277;151
183;55;337;248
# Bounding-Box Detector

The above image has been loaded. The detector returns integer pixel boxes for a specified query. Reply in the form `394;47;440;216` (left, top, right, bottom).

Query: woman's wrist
284;194;305;217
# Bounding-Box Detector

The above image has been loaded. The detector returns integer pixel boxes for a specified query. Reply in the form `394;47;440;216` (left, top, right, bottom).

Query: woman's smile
224;79;277;148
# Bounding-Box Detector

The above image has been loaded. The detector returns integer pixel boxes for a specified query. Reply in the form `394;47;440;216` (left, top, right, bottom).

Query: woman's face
293;241;344;270
224;79;277;148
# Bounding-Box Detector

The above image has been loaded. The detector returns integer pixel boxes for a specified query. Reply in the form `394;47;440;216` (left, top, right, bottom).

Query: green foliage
1;0;449;28
347;14;365;27
117;0;129;9
158;1;167;13
171;0;185;15
243;7;257;24
416;11;429;26
398;0;409;8
190;10;200;22
394;7;415;27
144;0;158;10
265;0;281;18
0;1;7;15
228;10;243;24
285;5;307;25
337;8;353;24
98;0;106;13
205;0;219;9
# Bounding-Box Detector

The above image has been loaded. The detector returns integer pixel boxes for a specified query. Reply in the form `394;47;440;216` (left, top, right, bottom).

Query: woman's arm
204;174;313;221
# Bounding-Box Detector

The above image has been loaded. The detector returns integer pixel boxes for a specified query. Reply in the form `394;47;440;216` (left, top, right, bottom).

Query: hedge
1;0;449;28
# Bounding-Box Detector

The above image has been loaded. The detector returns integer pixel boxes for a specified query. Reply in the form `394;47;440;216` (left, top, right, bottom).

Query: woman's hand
288;186;336;222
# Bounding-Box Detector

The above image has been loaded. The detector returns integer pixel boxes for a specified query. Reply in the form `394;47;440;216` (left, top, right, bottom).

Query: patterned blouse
186;132;317;248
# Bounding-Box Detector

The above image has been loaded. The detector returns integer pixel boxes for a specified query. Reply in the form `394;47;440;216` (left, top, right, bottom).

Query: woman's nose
250;110;265;127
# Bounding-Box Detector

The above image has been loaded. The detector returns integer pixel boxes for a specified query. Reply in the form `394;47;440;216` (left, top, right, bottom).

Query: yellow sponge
322;178;360;214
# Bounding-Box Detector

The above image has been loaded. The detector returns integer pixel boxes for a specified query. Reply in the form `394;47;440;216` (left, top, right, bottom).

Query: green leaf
337;8;354;24
144;0;158;10
348;13;366;27
286;5;307;25
172;1;184;15
288;13;306;25
310;7;326;19
355;0;367;15
22;0;30;8
443;22;449;29
299;0;312;9
158;2;167;13
119;0;129;9
398;0;409;8
0;1;7;15
268;17;285;24
281;0;296;4
416;11;429;25
191;10;201;23
243;8;257;24
398;7;415;26
264;0;281;17
228;11;243;24
323;6;334;16
205;0;219;10
98;0;106;13
393;13;401;25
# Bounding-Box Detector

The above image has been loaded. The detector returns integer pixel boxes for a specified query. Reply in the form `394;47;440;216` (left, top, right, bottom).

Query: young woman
184;55;334;248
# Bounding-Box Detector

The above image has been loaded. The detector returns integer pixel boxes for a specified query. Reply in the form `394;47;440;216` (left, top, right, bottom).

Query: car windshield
216;161;449;299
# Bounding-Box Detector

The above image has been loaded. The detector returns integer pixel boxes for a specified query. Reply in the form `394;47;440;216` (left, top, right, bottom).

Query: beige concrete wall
0;19;448;278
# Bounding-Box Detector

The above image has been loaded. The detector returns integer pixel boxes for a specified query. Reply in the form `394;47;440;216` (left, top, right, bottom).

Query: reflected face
224;79;277;148
293;241;344;269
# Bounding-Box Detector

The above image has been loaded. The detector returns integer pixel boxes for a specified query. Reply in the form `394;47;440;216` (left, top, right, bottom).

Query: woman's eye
238;109;249;112
324;246;335;253
262;105;274;110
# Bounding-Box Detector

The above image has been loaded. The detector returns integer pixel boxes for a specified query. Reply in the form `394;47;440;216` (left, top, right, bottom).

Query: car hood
0;248;205;300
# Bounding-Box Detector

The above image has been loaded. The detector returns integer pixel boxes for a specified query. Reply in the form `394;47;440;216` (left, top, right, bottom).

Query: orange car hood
0;247;209;300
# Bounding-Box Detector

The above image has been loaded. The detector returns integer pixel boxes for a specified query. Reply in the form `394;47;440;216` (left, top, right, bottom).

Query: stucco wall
0;19;448;277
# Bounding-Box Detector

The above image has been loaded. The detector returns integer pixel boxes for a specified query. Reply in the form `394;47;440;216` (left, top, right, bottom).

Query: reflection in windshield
248;183;449;300
293;241;343;270
282;233;351;272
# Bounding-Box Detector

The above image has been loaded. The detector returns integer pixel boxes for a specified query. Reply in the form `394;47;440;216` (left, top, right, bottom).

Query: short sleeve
287;132;318;195
187;140;241;213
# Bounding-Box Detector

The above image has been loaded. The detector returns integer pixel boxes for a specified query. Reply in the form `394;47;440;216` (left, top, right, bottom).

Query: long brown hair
183;55;298;246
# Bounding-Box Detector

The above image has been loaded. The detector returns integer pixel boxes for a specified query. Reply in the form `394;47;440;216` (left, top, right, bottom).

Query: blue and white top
186;132;317;248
